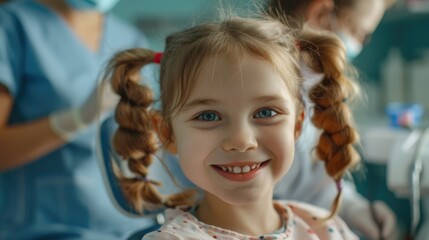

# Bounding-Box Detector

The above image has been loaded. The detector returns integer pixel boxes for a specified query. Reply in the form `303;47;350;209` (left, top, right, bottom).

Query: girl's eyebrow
253;95;289;103
182;98;220;111
182;95;290;111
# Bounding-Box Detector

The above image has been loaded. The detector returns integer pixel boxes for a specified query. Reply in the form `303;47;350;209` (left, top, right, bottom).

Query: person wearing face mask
327;0;388;61
269;0;394;61
267;0;397;239
0;0;156;239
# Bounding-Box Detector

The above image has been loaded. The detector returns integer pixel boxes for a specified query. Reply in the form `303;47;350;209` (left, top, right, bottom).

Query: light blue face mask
337;31;363;61
329;14;364;61
66;0;121;12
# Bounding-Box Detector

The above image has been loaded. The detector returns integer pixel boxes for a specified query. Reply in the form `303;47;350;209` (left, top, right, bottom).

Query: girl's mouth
211;160;270;181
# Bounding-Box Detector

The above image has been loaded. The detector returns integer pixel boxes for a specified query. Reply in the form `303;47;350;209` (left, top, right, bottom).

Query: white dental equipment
387;125;429;238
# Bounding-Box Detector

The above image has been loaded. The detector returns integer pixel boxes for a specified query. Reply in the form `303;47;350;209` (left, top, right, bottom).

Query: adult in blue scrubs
0;0;157;239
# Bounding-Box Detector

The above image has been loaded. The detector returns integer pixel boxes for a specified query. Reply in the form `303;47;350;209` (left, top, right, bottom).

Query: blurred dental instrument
410;126;429;238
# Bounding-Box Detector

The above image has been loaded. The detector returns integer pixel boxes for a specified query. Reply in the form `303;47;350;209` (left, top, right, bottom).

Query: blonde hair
104;15;360;218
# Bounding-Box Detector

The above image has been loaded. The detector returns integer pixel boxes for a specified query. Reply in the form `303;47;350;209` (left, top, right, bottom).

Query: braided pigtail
106;49;196;213
297;29;360;220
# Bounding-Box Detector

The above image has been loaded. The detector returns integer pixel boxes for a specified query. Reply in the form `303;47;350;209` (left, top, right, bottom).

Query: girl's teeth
219;163;263;174
242;165;250;173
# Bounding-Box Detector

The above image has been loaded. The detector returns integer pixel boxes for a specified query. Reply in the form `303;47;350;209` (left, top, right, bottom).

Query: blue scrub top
0;1;158;239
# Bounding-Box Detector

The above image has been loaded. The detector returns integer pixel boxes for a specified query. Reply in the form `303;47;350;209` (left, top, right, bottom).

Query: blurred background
112;0;260;50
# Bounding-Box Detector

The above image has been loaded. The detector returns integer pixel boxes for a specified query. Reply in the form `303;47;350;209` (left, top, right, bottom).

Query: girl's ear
294;110;305;139
151;111;177;154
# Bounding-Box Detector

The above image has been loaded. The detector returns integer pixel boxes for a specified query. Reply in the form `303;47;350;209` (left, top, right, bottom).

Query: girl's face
170;54;302;205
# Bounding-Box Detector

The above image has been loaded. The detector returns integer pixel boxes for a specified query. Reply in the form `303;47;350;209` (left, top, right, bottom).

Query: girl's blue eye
255;109;277;119
197;112;220;121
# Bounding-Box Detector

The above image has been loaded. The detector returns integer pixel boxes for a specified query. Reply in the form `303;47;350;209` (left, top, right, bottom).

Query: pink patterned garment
143;200;358;240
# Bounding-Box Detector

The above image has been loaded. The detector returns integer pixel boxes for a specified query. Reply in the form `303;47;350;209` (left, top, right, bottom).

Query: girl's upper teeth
219;163;261;173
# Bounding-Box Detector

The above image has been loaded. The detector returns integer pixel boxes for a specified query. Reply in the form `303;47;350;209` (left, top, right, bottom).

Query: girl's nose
221;122;258;152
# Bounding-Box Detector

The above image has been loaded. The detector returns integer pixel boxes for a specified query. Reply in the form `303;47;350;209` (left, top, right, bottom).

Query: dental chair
97;116;162;239
97;116;196;239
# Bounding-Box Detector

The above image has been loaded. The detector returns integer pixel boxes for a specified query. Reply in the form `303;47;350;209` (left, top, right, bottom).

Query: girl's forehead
188;54;293;99
196;54;276;83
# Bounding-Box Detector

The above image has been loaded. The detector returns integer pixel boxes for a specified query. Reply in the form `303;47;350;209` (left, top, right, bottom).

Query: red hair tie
153;52;163;64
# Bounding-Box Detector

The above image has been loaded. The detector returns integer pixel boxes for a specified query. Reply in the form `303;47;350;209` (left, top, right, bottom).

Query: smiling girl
106;15;360;239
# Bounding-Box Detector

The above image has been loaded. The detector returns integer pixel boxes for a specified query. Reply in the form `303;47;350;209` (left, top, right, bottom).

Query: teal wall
113;0;207;23
353;8;429;84
112;0;263;50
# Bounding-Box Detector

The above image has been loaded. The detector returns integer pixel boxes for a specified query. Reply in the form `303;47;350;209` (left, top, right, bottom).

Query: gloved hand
49;79;119;141
341;196;397;240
